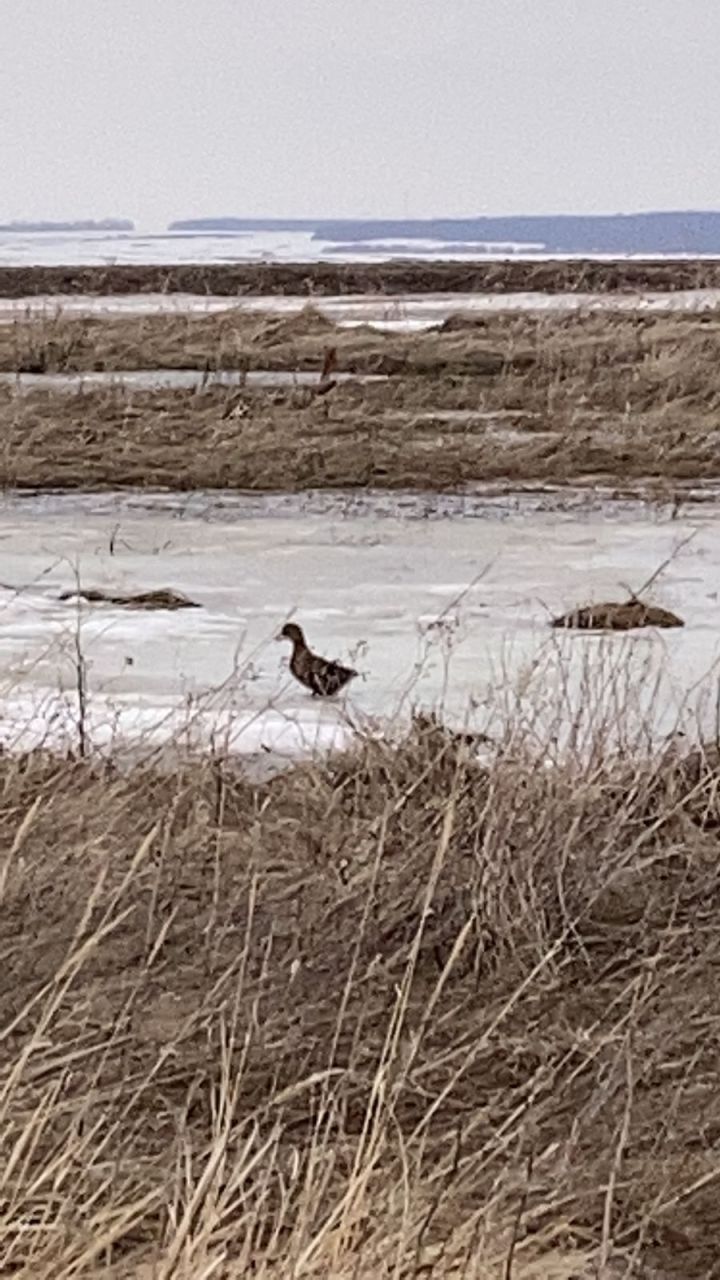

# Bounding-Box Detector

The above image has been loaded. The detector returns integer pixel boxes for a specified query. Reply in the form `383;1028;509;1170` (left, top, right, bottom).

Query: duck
315;346;338;398
279;622;358;697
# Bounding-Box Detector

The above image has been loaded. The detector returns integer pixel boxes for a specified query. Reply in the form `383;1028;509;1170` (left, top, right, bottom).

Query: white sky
2;0;719;229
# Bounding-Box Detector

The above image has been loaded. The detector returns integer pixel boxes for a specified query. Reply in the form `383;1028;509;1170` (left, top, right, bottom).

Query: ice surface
0;489;718;761
2;289;720;333
3;227;720;268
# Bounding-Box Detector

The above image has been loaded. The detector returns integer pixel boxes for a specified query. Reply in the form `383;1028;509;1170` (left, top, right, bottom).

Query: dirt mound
58;586;199;610
552;598;684;630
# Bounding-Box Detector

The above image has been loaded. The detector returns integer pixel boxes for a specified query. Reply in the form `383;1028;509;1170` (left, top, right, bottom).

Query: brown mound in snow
552;599;684;631
58;587;199;610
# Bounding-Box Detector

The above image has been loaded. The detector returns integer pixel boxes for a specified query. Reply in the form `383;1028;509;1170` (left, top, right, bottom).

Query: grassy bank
1;717;719;1276
1;308;719;493
3;257;720;298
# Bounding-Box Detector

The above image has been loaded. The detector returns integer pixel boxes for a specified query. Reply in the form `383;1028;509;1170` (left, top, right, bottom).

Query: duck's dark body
280;623;357;697
315;346;338;397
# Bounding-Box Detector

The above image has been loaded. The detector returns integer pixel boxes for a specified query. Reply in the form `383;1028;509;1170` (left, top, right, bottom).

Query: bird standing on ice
279;623;358;697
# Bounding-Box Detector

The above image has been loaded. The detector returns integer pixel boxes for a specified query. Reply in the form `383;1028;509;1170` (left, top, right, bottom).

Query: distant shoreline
5;210;720;255
3;258;720;297
168;210;720;255
0;220;134;234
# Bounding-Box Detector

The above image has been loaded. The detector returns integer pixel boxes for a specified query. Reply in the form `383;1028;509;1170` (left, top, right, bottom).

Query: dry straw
0;655;719;1276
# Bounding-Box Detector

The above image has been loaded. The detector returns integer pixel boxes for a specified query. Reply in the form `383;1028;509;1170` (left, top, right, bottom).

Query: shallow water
0;488;717;762
2;288;720;332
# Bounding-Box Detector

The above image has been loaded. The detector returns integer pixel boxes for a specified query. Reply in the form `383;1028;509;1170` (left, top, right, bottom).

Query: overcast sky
2;0;719;229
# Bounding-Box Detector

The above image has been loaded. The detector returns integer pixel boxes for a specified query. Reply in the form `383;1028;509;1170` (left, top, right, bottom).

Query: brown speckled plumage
279;623;358;697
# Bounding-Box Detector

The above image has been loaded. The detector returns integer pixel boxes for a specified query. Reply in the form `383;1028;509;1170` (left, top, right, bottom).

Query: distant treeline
0;220;134;233
168;211;720;255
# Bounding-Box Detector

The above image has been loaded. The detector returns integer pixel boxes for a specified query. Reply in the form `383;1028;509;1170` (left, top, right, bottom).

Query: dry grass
1;713;720;1276
0;307;520;375
3;256;720;297
1;308;720;492
3;303;720;387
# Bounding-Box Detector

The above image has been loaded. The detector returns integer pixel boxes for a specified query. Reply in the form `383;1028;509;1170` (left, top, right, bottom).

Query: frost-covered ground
0;489;717;763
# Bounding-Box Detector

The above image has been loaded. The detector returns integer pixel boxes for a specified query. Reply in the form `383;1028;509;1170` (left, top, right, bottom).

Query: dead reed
0;708;719;1276
2;255;720;297
1;307;720;494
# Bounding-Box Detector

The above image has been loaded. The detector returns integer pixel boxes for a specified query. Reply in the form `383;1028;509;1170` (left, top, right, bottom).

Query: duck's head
278;622;305;646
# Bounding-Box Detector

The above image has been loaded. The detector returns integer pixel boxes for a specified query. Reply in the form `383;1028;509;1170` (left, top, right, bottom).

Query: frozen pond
2;288;720;333
0;489;718;764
